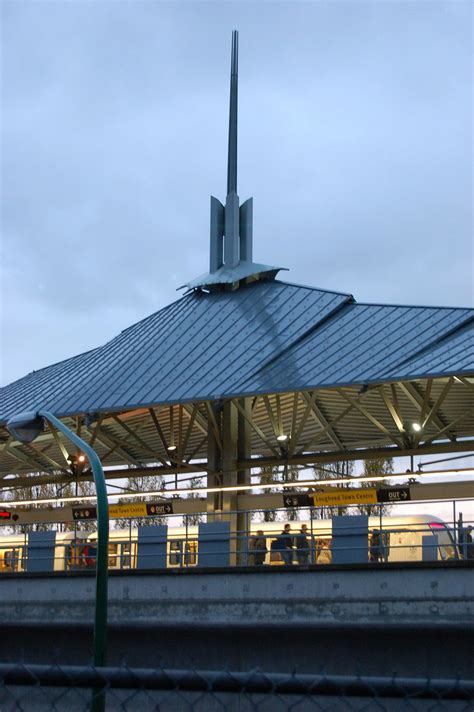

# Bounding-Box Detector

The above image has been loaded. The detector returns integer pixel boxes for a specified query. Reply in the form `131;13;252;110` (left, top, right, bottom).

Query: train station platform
2;562;472;679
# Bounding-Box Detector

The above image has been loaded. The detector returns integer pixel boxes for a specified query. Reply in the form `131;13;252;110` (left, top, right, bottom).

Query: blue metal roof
0;281;351;422
1;280;472;424
235;299;474;396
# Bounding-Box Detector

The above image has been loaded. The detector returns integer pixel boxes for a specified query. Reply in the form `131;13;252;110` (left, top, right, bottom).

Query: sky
1;1;473;387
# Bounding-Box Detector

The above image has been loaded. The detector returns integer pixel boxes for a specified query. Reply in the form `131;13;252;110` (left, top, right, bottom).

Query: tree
56;479;97;532
2;476;58;533
255;465;280;522
185;476;205;526
282;464;300;521
354;457;394;517
310;461;354;519
114;474;166;529
1;475;98;534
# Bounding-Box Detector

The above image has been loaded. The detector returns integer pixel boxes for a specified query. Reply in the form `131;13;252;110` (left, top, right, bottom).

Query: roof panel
0;281;350;422
1;279;472;424
234;302;474;395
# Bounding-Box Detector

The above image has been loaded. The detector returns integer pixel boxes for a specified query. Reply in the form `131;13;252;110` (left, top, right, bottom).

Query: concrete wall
1;564;472;678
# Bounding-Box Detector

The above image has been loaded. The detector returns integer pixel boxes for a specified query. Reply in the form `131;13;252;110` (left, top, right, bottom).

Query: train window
169;540;182;566
184;540;197;566
4;549;18;571
121;542;132;569
66;542;84;570
315;538;332;564
108;543;118;568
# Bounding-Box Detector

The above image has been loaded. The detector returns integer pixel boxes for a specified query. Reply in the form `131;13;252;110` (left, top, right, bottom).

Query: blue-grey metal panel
236;302;474;396
198;521;230;567
0;281;351;422
26;531;56;572
137;525;168;569
384;320;474;382
1;280;472;424
332;516;368;565
422;535;438;562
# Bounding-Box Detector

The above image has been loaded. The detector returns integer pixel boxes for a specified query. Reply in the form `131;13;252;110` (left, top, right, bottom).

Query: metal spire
227;30;238;196
182;30;285;291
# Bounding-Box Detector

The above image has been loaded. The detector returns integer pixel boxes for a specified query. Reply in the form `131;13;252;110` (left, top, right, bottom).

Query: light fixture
78;454;86;463
167;444;177;452
5;468;473;508
412;422;422;432
276;434;288;442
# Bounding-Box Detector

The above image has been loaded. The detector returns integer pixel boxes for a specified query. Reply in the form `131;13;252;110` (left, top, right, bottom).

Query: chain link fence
0;663;472;711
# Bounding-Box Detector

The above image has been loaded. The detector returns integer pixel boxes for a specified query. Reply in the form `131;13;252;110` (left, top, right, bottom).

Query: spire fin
227;30;238;196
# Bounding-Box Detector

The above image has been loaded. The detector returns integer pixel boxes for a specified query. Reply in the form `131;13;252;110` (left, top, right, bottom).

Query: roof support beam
336;389;403;447
48;422;72;467
88;425;142;467
304;391;344;451
378;385;410;447
297;402;355;454
233;399;280;457
148;408;173;463
238;438;474;470
421;377;454;432
2;445;54;477
111;414;168;465
205;402;223;453
397;382;451;437
422;409;474;446
183;404;209;436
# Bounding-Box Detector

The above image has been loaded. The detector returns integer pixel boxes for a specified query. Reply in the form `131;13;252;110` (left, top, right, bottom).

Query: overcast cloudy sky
1;1;472;387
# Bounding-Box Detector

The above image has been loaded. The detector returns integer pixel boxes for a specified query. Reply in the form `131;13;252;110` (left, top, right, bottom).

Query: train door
65;540;87;570
184;540;198;566
107;543;120;569
1;546;25;572
387;529;419;561
168;540;182;567
120;541;135;569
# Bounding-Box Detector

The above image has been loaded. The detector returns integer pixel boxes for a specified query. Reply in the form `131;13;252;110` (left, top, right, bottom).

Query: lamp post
7;410;109;708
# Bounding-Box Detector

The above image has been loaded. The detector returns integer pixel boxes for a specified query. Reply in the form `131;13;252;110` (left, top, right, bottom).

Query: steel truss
0;376;473;491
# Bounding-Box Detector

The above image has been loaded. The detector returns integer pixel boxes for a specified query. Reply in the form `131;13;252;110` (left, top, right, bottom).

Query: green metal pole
38;412;108;707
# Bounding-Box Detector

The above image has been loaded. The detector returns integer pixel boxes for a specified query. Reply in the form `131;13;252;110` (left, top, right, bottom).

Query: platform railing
0;502;472;572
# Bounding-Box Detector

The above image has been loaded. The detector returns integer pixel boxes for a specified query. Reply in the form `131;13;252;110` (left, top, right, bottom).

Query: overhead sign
146;502;174;516
283;494;313;508
311;488;378;507
306;486;412;508
72;501;175;521
72;507;97;520
109;503;147;518
377;487;411;503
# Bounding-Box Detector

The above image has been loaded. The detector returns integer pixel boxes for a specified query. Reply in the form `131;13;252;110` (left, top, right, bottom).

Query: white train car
0;514;458;572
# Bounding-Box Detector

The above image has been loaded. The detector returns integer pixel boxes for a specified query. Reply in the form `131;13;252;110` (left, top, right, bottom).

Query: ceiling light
4;469;473;508
167;445;177;452
412;422;422;432
276;434;288;442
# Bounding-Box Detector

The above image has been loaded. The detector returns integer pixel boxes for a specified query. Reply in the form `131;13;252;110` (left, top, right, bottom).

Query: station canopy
1;31;473;485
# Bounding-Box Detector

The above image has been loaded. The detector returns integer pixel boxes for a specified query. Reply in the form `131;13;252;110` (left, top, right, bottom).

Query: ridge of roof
275;278;354;300
355;298;474;311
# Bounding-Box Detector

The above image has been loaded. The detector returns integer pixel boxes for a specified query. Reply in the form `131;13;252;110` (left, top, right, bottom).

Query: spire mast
227;30;238;196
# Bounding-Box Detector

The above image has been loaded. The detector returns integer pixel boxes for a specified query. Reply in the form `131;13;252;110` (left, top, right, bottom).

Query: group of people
68;540;97;569
248;524;332;566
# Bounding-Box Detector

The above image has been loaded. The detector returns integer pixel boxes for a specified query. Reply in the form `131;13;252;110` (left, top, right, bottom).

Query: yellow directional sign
109;503;147;519
311;488;378;507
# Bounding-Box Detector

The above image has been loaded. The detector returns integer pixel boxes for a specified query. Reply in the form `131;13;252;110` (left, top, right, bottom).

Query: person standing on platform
296;524;310;564
251;530;267;565
280;523;294;565
466;526;474;560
